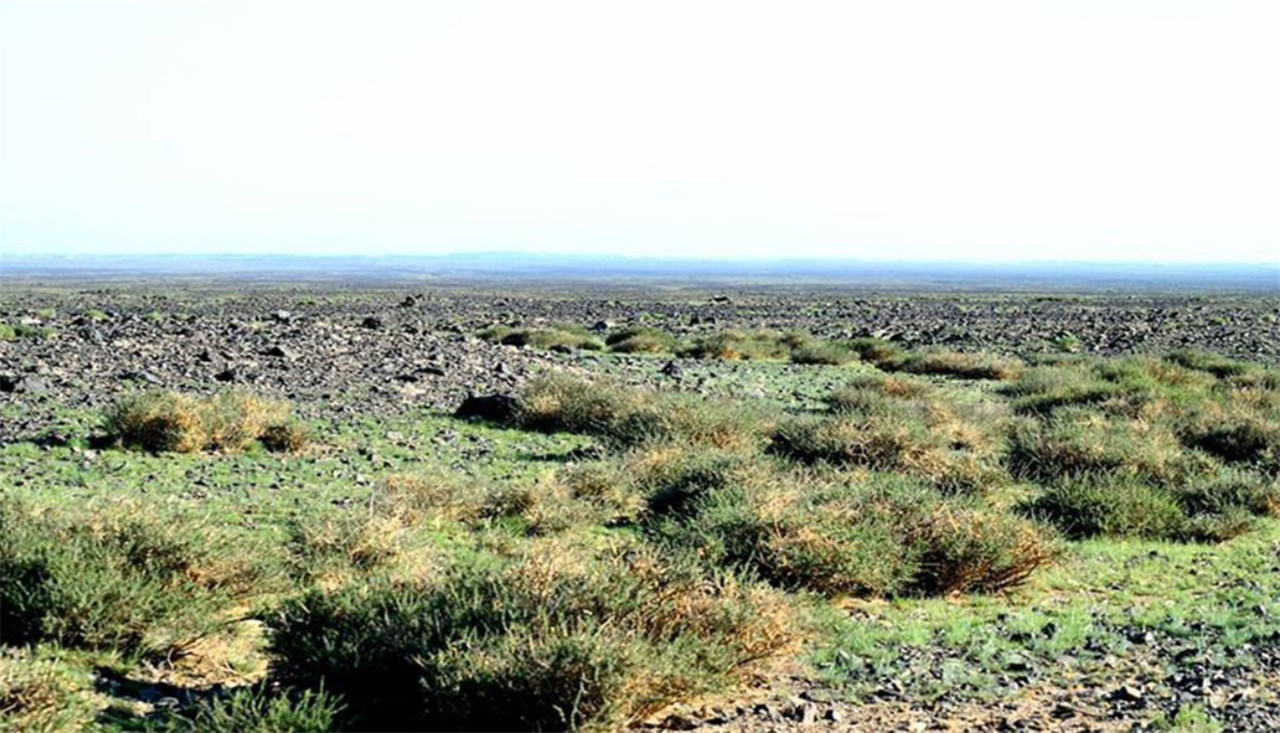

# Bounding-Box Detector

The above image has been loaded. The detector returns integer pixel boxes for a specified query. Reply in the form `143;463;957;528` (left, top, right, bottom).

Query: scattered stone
0;375;50;394
454;394;518;423
119;369;163;385
1109;685;1145;703
265;345;297;359
660;713;700;730
361;316;384;329
660;360;684;378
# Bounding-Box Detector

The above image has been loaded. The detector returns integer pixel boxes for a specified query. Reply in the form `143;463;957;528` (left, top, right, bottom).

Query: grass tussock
149;684;345;733
0;649;98;733
0;500;263;659
771;400;1004;496
605;326;678;354
901;349;1024;381
511;372;766;450
105;389;305;454
270;539;797;731
480;324;605;352
646;468;1058;598
0;323;56;342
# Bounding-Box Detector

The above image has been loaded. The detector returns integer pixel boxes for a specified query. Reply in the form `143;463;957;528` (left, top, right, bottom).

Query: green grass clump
1167;348;1258;379
104;389;305;454
512;372;767;450
789;341;856;366
845;337;910;369
770;415;927;470
1005;410;1212;489
1025;477;1187;540
480;325;605;351
270;541;795;731
513;372;646;436
0;323;56;341
0;649;98;733
605;325;677;354
769;407;1000;496
679;330;792;361
647;469;1056;598
149;684;345;733
0;502;244;660
1182;415;1280;471
901;349;1024;381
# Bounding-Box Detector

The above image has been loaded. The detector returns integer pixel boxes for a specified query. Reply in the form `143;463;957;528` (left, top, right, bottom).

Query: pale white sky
1;1;1277;262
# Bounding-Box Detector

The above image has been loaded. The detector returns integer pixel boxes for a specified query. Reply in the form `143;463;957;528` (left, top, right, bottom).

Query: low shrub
0;502;235;659
270;542;795;731
1005;411;1213;488
902;349;1023;381
1172;468;1280;518
650;471;1053;598
789;341;855;366
605;326;677;354
260;422;309;453
1182;415;1280;471
905;504;1059;594
286;513;407;581
150;684;345;733
0;323;56;341
513;373;644;436
771;416;927;470
773;407;1002;495
679;330;791;361
1003;366;1129;416
636;446;752;520
1024;477;1186;539
831;374;933;404
1167;349;1257;379
845;337;910;369
104;390;303;454
512;329;605;352
512;373;768;451
0;649;97;733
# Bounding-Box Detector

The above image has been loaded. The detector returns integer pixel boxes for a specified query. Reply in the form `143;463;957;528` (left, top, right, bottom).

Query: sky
1;1;1277;263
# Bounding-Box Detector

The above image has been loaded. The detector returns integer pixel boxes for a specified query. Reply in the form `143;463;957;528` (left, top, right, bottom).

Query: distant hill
1;253;1277;292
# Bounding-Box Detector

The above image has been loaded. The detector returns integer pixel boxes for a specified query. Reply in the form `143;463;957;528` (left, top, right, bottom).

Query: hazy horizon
2;1;1278;264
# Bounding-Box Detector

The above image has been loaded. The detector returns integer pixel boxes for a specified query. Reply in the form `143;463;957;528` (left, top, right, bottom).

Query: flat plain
2;280;1279;732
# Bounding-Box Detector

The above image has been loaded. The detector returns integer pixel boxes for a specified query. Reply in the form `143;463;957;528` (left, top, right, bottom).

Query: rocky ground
3;286;1277;444
3;283;1279;732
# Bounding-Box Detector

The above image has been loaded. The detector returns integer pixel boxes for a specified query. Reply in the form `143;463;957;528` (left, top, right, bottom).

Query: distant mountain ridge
1;252;1277;292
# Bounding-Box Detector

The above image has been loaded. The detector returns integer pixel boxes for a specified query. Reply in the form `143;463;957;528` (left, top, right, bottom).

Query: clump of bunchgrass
678;330;792;361
270;539;797;731
480;325;605;351
789;340;856;366
511;372;769;450
148;683;345;733
648;469;1055;598
0;501;251;659
1023;476;1187;540
1167;348;1258;379
0;649;98;733
605;326;677;354
901;349;1024;381
513;372;645;436
104;389;303;454
845;337;910;370
1005;409;1214;489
